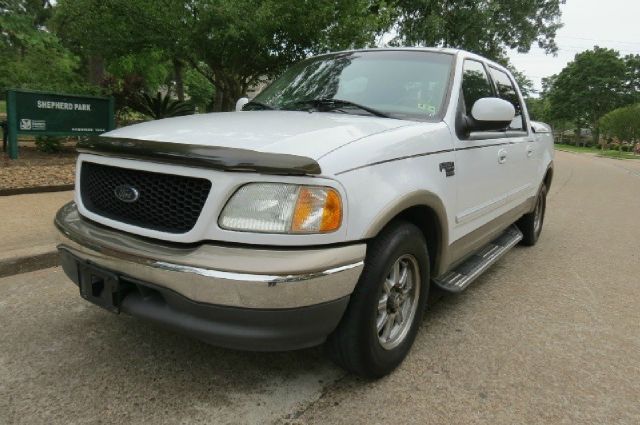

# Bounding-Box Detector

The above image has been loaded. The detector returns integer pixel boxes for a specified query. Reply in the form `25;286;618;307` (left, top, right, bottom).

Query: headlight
219;183;342;234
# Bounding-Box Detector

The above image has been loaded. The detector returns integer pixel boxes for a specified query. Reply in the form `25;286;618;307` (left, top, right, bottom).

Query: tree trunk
211;81;243;111
213;89;224;112
222;79;245;112
222;92;237;111
173;59;185;101
592;119;601;148
88;55;105;86
206;70;247;112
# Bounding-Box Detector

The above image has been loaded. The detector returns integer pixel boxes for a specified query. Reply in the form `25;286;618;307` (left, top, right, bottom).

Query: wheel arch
363;191;449;277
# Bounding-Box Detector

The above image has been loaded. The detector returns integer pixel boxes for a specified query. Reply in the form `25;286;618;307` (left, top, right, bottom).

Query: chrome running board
434;225;523;293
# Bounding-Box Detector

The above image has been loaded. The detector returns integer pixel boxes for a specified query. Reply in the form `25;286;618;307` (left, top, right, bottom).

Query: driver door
451;59;514;255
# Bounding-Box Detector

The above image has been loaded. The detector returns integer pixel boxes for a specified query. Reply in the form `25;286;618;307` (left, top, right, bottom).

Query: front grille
80;162;212;234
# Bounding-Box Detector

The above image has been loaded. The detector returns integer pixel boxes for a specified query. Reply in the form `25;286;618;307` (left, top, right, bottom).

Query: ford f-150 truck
56;48;553;378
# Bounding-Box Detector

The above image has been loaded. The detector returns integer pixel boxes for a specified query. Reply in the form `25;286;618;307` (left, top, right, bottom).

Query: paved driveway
0;191;73;259
1;151;639;424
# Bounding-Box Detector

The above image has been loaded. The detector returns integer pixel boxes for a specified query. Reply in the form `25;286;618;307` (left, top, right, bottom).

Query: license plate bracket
78;263;122;313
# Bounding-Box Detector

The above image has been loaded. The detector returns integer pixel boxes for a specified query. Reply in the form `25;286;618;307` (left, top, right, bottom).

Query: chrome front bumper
55;202;365;309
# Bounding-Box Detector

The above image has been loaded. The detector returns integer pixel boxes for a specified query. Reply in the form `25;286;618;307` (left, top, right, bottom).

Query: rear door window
489;68;526;131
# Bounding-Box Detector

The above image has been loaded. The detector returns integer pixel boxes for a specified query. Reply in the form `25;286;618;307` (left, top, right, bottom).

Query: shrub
35;136;63;153
600;104;640;144
131;92;195;120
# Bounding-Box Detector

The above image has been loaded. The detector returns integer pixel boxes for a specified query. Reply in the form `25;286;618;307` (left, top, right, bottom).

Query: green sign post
5;89;115;159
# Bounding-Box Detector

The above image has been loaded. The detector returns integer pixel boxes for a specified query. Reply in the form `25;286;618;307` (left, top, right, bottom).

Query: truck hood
103;111;416;160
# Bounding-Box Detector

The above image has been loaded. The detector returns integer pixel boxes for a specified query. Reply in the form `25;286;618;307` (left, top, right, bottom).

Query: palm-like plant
132;92;195;120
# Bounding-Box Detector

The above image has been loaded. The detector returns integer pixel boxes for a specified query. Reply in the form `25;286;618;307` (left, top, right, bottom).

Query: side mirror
235;97;249;112
466;97;515;132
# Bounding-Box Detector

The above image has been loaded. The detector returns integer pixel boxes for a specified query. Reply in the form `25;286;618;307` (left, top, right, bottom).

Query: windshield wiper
289;98;391;118
242;100;276;110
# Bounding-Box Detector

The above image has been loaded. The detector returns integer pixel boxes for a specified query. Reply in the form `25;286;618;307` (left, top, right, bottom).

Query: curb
0;250;60;278
0;185;74;197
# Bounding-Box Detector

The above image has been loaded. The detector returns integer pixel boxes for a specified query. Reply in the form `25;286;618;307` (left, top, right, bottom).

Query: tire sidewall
534;185;547;240
358;223;430;375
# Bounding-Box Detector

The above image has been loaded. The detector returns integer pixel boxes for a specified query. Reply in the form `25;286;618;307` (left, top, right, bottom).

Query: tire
518;184;547;246
326;221;429;378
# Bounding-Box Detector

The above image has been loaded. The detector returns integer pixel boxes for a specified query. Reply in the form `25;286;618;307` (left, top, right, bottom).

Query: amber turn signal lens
291;187;342;233
321;189;342;231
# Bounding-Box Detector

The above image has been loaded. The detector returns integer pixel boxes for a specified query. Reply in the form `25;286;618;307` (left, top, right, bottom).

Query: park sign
5;89;115;159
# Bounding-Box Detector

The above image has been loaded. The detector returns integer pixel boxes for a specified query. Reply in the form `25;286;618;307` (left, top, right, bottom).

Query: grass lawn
598;150;640;160
555;143;639;160
554;144;598;154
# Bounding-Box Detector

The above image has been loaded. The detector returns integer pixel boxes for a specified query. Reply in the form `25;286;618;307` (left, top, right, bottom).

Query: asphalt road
1;151;639;424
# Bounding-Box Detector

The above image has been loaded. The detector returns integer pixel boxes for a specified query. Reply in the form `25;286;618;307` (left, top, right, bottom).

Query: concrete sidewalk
0;191;73;277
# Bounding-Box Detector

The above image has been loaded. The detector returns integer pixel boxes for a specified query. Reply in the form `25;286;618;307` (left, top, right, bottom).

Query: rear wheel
326;221;429;378
518;184;547;246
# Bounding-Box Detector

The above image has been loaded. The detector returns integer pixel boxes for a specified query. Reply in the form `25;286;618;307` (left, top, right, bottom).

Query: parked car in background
56;48;553;378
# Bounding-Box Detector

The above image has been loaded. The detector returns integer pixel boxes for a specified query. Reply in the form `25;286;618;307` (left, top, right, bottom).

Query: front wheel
326;221;429;378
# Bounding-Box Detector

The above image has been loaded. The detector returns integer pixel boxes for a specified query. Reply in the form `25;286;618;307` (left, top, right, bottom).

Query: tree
184;67;216;112
47;0;567;113
0;0;54;51
0;0;89;94
546;47;629;145
525;97;547;122
392;0;565;61
181;0;389;110
508;66;535;98
624;54;640;104
53;0;186;91
53;0;388;111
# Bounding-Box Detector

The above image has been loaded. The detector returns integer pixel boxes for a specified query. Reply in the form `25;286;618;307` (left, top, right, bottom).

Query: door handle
526;145;535;158
498;149;507;164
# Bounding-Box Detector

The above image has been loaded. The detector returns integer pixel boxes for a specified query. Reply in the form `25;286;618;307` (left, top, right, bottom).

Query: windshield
249;50;453;121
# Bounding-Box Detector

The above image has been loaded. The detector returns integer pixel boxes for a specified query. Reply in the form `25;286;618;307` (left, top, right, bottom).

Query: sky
508;0;640;93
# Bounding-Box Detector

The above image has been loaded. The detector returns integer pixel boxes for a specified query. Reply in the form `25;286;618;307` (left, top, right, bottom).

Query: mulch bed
0;142;77;192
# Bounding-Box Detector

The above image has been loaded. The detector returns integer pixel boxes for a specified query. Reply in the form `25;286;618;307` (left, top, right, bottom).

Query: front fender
363;190;448;242
337;156;455;276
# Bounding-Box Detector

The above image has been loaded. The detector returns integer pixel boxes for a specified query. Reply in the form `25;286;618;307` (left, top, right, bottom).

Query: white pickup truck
56;48;553;378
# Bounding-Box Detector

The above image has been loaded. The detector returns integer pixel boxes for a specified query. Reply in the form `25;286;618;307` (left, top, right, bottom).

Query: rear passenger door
488;67;535;208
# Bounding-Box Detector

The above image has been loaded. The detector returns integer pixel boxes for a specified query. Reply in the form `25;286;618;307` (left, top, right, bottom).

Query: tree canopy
544;47;635;143
0;0;89;94
392;0;565;61
185;0;390;110
3;0;566;114
52;0;389;110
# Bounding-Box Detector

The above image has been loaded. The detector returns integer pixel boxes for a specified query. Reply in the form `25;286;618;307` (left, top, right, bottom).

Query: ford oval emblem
114;185;140;203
